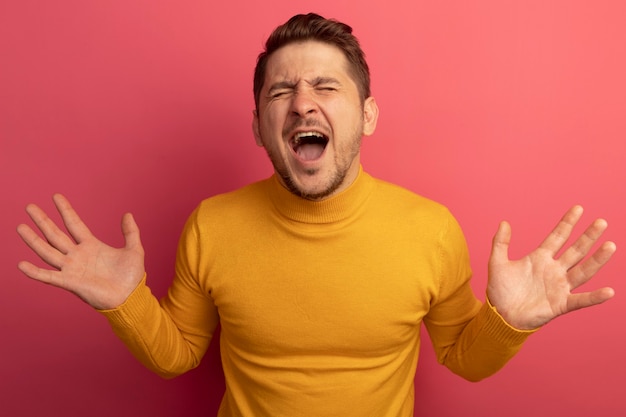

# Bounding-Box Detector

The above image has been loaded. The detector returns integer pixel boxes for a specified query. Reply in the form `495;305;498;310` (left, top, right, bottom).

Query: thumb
121;213;143;251
490;221;511;265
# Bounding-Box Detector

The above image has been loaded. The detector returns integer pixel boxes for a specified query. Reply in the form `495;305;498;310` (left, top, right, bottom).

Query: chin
287;174;345;201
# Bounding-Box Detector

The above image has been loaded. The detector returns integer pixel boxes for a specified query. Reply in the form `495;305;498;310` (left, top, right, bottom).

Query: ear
362;97;379;136
252;109;263;146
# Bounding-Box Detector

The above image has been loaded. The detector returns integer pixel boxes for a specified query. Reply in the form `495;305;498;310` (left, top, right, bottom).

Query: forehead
264;40;352;86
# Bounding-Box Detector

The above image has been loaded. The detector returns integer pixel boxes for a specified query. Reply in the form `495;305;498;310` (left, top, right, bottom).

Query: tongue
296;143;325;161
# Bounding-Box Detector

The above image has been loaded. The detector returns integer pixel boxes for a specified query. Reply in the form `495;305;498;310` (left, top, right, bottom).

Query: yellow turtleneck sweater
101;168;532;417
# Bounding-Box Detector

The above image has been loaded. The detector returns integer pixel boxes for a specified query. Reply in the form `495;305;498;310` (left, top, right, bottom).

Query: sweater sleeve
423;212;536;382
99;207;219;379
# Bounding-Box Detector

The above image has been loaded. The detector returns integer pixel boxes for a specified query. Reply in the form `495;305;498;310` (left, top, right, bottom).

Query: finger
489;221;511;265
558;218;608;268
17;260;65;287
17;223;65;269
24;202;76;254
567;241;617;289
53;194;94;244
566;287;615;313
539;205;584;255
121;213;143;251
17;261;77;293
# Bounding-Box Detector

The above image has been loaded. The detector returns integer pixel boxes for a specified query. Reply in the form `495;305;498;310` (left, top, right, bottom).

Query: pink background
2;1;625;416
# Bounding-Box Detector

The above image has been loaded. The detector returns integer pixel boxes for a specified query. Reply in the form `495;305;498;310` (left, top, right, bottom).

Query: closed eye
270;91;289;99
267;81;296;100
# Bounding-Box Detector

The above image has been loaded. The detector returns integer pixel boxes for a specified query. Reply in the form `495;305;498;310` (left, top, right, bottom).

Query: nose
290;88;318;118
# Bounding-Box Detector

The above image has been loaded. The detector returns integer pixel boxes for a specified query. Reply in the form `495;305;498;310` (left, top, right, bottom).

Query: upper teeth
294;131;323;145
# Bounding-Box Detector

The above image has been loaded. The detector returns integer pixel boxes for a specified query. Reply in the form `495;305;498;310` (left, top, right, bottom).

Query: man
17;13;616;417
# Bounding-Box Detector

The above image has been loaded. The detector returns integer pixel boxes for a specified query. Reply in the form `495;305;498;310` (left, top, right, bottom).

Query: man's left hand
487;205;616;330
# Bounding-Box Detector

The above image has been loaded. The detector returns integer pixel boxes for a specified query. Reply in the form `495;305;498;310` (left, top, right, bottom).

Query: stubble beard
281;166;344;201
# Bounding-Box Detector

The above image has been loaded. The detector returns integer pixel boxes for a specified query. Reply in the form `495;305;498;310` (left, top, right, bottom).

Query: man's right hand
17;194;145;310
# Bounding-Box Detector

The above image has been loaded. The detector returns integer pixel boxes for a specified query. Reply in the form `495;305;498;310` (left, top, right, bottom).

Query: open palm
17;194;145;310
487;206;616;330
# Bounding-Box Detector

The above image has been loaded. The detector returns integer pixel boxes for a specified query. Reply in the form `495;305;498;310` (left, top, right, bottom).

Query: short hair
253;13;371;109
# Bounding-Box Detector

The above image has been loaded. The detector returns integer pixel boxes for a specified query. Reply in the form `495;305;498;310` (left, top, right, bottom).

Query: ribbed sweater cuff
98;274;154;328
478;299;538;346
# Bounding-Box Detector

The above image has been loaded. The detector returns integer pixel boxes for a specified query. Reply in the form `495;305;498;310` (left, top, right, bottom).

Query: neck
268;165;373;224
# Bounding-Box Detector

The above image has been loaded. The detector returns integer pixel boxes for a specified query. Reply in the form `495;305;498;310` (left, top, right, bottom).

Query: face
253;41;378;201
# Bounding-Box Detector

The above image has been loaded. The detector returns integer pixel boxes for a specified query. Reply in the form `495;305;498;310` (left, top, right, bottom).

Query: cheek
260;105;287;134
257;111;288;152
325;103;364;135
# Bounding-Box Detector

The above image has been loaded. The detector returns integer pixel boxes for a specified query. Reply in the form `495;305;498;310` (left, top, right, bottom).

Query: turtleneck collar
266;166;374;225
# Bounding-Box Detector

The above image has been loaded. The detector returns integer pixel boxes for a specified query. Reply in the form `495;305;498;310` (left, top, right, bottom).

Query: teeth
295;131;324;139
293;131;324;145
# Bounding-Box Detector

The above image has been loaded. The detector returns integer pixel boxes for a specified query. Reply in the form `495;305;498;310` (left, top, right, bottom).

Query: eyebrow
309;77;341;87
267;77;341;95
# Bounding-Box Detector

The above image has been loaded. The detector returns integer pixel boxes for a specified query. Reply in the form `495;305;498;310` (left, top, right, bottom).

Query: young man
17;13;615;417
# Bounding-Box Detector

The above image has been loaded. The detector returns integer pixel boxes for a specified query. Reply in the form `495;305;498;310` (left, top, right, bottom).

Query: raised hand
17;194;145;310
487;205;616;330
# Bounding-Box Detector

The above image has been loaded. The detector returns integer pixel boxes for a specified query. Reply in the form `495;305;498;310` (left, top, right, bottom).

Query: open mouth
290;131;329;161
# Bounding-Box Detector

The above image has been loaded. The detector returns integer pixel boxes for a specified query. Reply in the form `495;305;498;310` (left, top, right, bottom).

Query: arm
17;194;215;378
425;206;615;381
423;213;532;382
101;206;218;378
